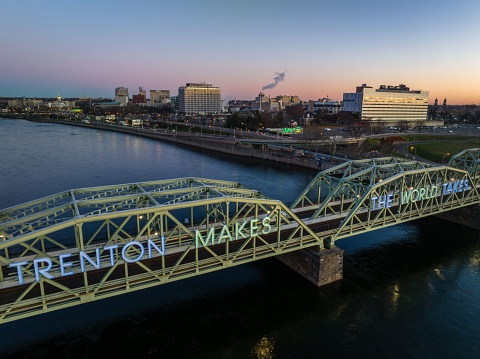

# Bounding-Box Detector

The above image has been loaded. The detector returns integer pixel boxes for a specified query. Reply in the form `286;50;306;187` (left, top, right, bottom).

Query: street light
442;153;450;164
410;146;417;157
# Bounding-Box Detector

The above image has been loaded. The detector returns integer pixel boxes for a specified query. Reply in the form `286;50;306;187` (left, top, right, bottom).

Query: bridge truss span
291;149;480;246
0;178;323;323
1;148;479;324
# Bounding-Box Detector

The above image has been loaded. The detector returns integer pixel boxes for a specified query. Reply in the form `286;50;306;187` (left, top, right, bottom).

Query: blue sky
1;0;479;104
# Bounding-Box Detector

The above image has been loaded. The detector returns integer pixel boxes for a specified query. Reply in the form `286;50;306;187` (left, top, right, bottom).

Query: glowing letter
400;191;412;205
377;195;386;209
9;261;28;285
262;217;272;234
442;183;449;195
219;224;233;242
195;227;216;248
235;221;249;240
147;237;165;258
453;180;459;193
386;193;393;207
80;248;101;272
33;258;54;282
411;189;419;202
250;219;259;237
121;241;145;263
104;244;119;266
59;253;74;277
419;188;426;200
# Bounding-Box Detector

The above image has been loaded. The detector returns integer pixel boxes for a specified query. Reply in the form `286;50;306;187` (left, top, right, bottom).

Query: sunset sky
1;0;479;104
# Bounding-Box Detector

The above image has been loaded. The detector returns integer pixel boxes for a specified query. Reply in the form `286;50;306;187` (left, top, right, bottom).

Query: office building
342;84;429;123
115;87;129;106
170;96;178;111
133;94;146;104
150;90;170;104
178;83;222;115
276;95;302;110
251;93;280;111
308;98;341;115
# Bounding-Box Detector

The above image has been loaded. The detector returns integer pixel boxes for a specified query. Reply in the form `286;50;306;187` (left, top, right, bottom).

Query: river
1;118;479;358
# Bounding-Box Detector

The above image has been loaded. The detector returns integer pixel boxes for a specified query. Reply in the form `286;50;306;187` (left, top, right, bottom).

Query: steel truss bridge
0;148;479;323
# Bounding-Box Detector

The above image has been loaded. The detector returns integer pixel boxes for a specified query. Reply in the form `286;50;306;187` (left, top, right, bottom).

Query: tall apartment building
178;83;222;115
342;84;429;123
114;87;129;106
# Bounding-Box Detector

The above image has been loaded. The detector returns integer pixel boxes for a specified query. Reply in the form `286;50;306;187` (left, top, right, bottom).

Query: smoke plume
262;71;286;90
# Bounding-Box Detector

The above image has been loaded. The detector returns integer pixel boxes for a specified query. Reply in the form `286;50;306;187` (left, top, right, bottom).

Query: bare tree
302;126;324;155
343;123;369;158
286;105;304;124
347;123;365;138
367;121;385;135
324;135;341;161
412;121;426;133
359;118;384;136
396;120;410;133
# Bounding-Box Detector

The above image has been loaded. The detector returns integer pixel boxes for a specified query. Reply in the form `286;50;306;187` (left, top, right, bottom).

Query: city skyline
1;0;480;104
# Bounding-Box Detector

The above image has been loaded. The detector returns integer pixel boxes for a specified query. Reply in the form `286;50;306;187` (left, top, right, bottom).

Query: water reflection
251;336;275;359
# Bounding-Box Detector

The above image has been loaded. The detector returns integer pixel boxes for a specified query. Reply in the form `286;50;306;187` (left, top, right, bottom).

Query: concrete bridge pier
277;246;344;287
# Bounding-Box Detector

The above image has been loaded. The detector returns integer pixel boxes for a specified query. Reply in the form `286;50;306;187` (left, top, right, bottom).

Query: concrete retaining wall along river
24;117;338;170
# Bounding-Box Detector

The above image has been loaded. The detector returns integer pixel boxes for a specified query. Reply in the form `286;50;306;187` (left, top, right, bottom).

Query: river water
1;118;479;358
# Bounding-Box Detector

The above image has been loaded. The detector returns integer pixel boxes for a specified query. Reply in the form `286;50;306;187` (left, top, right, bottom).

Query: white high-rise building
178;83;222;115
342;84;429;123
114;87;129;106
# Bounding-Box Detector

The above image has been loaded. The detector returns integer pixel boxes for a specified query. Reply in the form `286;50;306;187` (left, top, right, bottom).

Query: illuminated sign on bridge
371;179;472;211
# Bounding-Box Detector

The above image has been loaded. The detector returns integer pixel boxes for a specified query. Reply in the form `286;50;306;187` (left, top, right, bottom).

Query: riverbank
17;116;341;170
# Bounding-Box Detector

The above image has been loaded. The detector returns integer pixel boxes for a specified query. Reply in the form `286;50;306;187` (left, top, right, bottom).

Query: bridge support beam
435;204;480;230
277;247;344;287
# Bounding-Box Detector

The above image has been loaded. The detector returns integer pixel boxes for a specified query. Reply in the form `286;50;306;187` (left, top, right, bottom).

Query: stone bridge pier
277;247;344;287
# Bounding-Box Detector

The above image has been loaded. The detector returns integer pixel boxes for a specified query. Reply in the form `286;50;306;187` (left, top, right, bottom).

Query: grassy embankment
402;134;480;163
